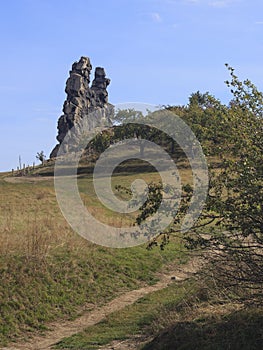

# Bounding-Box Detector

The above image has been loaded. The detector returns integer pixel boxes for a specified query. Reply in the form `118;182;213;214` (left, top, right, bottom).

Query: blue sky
0;0;262;171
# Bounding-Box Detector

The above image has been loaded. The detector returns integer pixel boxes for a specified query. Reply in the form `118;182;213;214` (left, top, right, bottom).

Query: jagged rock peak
72;56;92;77
65;57;92;97
50;56;113;158
91;67;111;104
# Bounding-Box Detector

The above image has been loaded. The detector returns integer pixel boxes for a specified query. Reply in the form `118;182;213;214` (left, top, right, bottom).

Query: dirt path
4;176;54;184
1;257;202;350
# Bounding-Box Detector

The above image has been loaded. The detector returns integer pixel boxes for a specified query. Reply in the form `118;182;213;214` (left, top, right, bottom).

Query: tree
126;66;263;299
90;109;168;158
113;108;144;125
166;92;230;156
113;108;150;157
36;151;46;165
201;66;263;294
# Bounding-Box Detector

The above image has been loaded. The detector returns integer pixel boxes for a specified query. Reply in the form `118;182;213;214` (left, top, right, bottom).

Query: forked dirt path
1;257;202;350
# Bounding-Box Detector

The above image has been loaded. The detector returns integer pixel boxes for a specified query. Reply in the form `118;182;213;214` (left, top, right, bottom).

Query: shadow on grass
143;308;263;350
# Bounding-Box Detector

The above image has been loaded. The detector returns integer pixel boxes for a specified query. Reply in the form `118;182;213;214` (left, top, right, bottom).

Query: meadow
0;153;262;350
0;163;187;346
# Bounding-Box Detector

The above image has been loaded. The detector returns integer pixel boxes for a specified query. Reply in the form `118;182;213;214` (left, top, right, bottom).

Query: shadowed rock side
50;56;113;158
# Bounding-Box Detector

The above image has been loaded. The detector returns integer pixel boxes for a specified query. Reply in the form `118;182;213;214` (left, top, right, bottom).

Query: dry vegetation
0;168;186;346
0;154;262;349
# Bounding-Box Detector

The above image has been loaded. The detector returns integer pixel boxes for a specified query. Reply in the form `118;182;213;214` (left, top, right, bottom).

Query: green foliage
128;66;263;296
225;63;263;117
113;108;144;124
201;66;263;291
88;108;185;158
166;92;230;156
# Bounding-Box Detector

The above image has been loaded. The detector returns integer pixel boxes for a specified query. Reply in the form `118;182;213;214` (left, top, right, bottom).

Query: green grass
55;281;194;349
0;171;186;346
143;307;263;350
0;242;183;346
55;276;263;350
4;159;259;350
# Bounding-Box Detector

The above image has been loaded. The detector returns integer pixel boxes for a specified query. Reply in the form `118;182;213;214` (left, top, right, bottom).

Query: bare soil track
1;258;201;350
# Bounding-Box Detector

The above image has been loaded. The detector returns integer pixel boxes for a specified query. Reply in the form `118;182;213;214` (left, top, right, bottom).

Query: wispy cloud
167;0;240;6
150;12;162;23
255;21;263;25
210;0;242;7
158;0;240;5
208;1;223;7
209;0;230;7
172;23;179;29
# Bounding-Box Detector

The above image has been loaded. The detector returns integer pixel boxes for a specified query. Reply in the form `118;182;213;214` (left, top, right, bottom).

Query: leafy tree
90;108;172;158
90;130;113;153
166;92;230;156
113;108;153;157
113;108;144;125
225;63;263;117
125;66;263;299
201;66;263;294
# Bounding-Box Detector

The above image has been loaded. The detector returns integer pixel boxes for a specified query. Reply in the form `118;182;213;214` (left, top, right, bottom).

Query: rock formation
50;56;113;158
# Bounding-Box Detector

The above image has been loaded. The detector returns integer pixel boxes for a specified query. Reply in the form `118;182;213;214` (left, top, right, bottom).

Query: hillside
1;153;261;349
0;165;190;347
0;66;262;349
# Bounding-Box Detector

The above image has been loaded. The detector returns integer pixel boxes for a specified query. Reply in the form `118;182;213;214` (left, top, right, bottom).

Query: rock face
50;56;113;158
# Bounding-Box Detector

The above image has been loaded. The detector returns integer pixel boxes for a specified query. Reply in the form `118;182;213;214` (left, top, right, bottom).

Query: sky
0;0;262;171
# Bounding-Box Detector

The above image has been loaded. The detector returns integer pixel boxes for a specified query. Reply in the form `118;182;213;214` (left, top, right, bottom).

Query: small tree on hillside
36;151;46;165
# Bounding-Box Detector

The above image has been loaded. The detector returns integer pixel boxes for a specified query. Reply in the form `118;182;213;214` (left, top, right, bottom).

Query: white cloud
155;0;240;8
150;12;162;23
182;0;239;6
209;1;224;7
255;21;263;25
209;1;228;7
209;0;241;7
172;23;179;29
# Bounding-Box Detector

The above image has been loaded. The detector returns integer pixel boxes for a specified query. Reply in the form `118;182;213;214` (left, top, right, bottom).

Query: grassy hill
1;74;262;348
0;164;187;346
1;157;262;350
